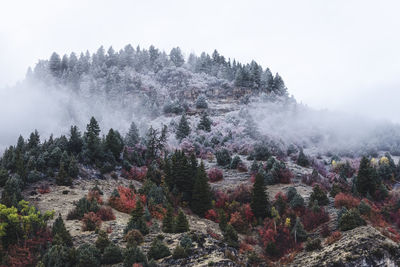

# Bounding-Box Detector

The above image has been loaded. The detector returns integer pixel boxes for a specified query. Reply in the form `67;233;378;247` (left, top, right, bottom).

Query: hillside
0;45;400;266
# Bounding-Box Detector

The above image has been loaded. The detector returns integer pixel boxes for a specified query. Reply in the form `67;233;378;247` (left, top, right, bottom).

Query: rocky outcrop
290;226;400;267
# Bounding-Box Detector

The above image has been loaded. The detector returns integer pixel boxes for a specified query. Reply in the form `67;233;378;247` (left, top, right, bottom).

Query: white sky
1;0;400;122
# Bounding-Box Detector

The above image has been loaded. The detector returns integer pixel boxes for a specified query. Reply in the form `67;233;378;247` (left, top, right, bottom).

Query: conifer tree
105;128;124;161
68;155;79;178
297;149;309;167
52;214;73;247
56;161;72;186
175;209;189;233
219;210;228;232
125;122;140;147
176;114;191;141
223;224;239;249
125;200;149;235
68;125;83;155
83;117;102;164
251;173;269;220
291;217;307;243
162;205;174;233
1;175;23;207
191;162;212;217
356;156;378;197
197;113;212;132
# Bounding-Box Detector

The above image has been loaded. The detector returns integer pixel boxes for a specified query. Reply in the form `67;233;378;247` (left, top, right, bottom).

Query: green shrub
123;246;147;267
124;229;144;247
297;149;309;167
95;230;110;253
309;184;329;206
223;224;239;249
172;244;187;259
147;238;171;260
358;200;371;215
305;238;322;251
102;244;123;264
338;209;366;231
215;149;232;167
67;197;99;220
76;244;101;267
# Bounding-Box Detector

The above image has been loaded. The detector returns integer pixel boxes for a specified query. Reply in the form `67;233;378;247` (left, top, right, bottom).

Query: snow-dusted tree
125;122;140;147
197;113;212;132
176;114;191;141
169;47;185;67
49;52;61;76
195;95;208;109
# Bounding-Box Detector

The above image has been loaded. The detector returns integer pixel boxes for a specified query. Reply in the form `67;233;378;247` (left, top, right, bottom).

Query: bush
208;168;224;182
125;230;144;247
230;155;241;169
172;244;187;259
358;200;371;215
216;149;232;167
102;244;123;264
309;184;329;206
195;95;208;109
82;212;102;231
338;209;366;231
302;207;330;231
95;230;110;253
123;246;147;267
223;224;239;249
108;186;146;214
38;184;50;194
248;143;270;161
147;238;171;260
334;193;360;209
67;197;99;220
297;149;309;167
96;206;116;221
76;244;101;267
305;238;322;251
290;193;305;210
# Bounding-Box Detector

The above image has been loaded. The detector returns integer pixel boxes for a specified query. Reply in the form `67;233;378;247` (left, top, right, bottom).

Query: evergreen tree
27;130;40;150
176;114;191;141
95;230;111;253
219;210;228;232
52;214;73;247
251;173;269;220
195;95;208;109
297;149;309;167
83;117;102;164
125;200;149;235
191;162;212;217
125;122;140;147
223;224;239;249
68;155;79;178
68;126;83;155
356;156;378;197
309;184;329;206
105;128;124;161
197;113;212;132
291;217;307;243
49;52;61;76
175;209;189;233
169;47;185;67
56;161;72;186
1;175;23;207
162;205;174;233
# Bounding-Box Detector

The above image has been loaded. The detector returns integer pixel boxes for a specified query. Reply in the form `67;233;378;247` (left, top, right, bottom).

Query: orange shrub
82;212;102;231
239;242;253;254
108;186;146;214
96;206;116;221
334;193;360;209
88;189;103;205
325;231;341;245
38;184;50;194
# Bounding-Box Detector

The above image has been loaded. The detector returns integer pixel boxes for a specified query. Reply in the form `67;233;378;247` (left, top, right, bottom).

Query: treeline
30;44;288;99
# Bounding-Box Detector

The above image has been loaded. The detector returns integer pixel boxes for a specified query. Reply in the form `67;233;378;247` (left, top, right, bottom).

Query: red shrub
229;184;252;203
229;211;247;233
244;235;257;245
38;184;50;194
108;186;146;214
149;204;166;220
279;168;293;184
208;167;224;182
88;189;103;205
334;193;360;209
205;209;219;222
241;203;254;223
129;166;148;182
207;228;221;240
82;212;102;231
96;206;116;221
239;242;253;254
301;208;330;231
215;191;229;209
259;220;295;259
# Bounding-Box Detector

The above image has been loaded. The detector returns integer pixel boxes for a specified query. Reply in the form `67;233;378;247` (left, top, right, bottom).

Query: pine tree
251;173;269;220
105;128;124;161
56;161;72;186
291;217;307;243
356;156;378;197
219;210;228;232
52;214;73;247
195;95;208;109
197;113;212;132
68;125;83;155
169;47;185;67
83;117;102;164
95;230;111;253
125;122;140;147
49;52;61;76
162;205;174;233
68;155;79;178
1;176;23;207
297;149;309;167
309;184;329;206
191;162;212;217
176;114;191;141
27;130;40;150
125;200;149;235
175;209;189;233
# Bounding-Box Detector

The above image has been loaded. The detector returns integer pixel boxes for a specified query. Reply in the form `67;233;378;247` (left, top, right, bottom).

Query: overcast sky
1;0;400;122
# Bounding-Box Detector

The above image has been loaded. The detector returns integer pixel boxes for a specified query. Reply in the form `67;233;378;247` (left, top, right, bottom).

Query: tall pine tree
191;162;211;217
251;173;269;220
176;114;191;141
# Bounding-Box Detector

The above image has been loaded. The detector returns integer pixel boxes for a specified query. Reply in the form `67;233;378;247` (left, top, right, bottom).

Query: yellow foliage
370;158;377;166
380;156;389;165
285;218;291;228
331;160;337;166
